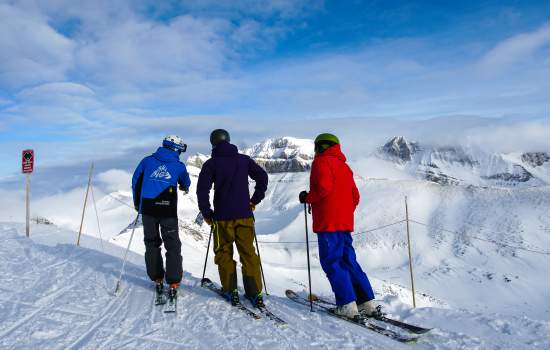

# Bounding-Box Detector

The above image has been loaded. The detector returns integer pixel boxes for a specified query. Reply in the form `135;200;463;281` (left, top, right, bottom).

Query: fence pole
77;163;94;246
405;196;417;308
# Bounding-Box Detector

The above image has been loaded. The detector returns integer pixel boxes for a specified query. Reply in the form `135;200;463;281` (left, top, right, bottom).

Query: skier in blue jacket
132;135;191;301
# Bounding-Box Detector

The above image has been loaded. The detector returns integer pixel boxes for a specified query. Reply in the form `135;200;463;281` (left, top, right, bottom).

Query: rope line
256;220;406;245
89;188;550;256
90;182;106;255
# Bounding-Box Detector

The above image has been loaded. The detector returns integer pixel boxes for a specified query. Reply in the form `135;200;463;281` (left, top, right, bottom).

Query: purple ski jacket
197;141;268;221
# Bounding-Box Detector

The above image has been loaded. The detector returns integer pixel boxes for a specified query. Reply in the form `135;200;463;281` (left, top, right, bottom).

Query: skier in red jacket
299;133;381;319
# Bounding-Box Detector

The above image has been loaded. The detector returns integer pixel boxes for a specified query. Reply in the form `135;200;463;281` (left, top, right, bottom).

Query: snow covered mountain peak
243;137;314;160
380;136;420;163
228;137;312;173
375;136;549;187
185;137;314;173
243;137;314;173
186;153;209;170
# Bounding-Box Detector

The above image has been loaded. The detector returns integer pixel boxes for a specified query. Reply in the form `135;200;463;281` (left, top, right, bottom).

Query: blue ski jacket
132;147;191;217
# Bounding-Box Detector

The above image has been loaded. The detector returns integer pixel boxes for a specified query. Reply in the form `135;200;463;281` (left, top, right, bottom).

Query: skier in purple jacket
197;129;268;307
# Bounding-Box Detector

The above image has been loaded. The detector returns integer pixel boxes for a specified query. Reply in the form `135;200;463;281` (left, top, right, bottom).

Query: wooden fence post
405;196;417;308
77;163;94;246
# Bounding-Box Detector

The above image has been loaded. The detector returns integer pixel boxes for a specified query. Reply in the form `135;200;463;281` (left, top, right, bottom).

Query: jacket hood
316;144;346;162
152;147;180;162
212;141;239;157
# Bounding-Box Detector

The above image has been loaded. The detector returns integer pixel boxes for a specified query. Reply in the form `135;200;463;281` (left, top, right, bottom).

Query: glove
179;184;189;194
299;190;308;204
250;202;256;212
204;217;213;226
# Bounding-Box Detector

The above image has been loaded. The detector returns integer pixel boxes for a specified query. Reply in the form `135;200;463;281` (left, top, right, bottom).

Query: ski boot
358;300;384;318
248;293;265;308
154;280;166;305
168;283;179;300
222;289;240;306
333;301;360;319
164;283;179;313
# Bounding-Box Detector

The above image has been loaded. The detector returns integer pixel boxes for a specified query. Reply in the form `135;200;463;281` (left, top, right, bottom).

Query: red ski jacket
305;144;360;233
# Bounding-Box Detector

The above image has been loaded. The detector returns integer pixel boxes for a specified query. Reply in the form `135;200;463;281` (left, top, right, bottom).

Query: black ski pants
142;215;182;285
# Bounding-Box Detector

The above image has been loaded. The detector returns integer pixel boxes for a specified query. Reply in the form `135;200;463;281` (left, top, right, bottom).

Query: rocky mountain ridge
185;135;549;187
377;136;549;187
186;137;314;173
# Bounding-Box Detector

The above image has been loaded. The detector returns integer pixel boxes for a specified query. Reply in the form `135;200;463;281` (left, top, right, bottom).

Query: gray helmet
210;129;230;147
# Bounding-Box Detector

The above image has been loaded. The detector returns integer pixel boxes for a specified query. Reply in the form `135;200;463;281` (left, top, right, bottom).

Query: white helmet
163;135;187;153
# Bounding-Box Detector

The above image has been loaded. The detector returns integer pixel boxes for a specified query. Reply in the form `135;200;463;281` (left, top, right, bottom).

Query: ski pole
201;223;213;285
114;213;140;295
253;226;269;295
304;203;313;312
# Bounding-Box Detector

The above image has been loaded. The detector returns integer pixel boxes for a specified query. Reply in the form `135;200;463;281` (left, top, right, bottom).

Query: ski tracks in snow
1;226;550;349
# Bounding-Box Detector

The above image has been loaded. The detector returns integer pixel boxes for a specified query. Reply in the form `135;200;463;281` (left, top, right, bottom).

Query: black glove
299;190;308;204
179;184;189;194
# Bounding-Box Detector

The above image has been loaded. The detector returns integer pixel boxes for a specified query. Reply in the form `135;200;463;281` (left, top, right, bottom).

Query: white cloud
95;169;132;192
5;82;102;127
75;16;231;89
0;4;74;89
479;22;550;72
463;122;550;153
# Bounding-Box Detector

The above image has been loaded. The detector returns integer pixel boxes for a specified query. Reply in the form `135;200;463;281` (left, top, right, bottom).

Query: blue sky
1;0;550;178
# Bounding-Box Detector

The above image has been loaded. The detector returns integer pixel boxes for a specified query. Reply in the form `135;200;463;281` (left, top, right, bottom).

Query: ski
164;288;177;313
311;294;431;334
253;305;287;327
286;290;417;344
201;278;261;320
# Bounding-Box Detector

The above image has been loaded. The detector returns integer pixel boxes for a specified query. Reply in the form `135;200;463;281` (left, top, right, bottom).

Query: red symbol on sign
22;150;34;174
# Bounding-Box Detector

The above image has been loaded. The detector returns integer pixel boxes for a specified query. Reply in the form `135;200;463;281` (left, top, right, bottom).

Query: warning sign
22;150;34;173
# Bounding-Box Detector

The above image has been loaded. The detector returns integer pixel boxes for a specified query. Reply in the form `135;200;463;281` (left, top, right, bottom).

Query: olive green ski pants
212;217;262;297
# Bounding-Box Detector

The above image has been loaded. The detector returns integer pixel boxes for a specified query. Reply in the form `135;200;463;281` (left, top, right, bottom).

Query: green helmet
210;129;230;147
314;133;340;154
314;133;340;145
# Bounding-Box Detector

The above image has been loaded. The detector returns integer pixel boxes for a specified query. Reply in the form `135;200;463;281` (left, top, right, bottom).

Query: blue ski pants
317;232;375;305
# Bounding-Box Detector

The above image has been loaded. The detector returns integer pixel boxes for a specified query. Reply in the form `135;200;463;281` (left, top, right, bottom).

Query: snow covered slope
2;222;550;349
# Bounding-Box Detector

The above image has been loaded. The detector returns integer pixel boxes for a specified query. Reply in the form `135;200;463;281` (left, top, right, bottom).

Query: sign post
22;150;34;237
